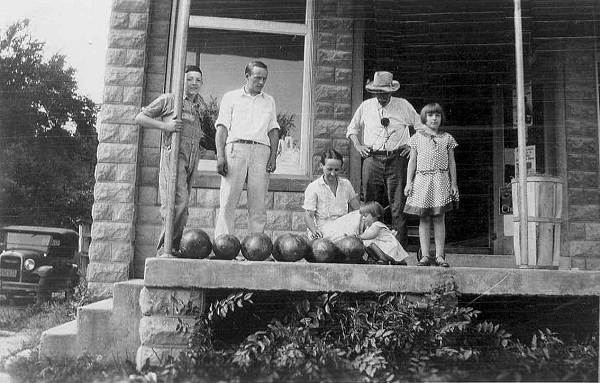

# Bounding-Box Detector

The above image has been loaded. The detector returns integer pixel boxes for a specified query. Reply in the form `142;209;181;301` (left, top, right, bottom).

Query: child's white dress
404;131;458;217
362;222;409;262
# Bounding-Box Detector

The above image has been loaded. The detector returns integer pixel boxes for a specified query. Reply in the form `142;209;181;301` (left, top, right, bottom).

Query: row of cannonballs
179;229;367;264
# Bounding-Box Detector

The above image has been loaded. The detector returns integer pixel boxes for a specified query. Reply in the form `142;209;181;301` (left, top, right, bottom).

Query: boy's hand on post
163;116;182;133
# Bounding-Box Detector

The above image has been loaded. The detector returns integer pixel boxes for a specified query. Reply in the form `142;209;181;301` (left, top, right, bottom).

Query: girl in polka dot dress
404;103;458;267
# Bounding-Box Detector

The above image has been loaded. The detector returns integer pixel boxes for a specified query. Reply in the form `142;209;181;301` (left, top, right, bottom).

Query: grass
0;299;73;333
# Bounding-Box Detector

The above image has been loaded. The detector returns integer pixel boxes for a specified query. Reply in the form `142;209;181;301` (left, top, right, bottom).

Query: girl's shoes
417;256;436;266
435;257;450;267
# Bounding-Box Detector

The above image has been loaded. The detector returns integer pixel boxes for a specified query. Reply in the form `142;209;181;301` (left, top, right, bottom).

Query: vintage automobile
0;226;81;303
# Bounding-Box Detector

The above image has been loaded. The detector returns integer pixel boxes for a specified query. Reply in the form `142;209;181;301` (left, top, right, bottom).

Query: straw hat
365;71;400;93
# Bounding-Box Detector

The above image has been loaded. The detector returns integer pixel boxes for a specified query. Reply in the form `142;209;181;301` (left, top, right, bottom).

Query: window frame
166;0;315;181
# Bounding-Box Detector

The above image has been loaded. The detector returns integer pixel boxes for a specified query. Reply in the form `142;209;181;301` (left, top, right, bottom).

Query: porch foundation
136;259;600;370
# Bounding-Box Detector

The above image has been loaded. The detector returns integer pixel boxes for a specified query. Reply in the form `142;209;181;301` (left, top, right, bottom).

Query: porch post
513;0;529;266
162;0;191;257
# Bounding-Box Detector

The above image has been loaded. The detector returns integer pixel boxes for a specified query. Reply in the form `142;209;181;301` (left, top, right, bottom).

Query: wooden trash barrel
511;176;563;268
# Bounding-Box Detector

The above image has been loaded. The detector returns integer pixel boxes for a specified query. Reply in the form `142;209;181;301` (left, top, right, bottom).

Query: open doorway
363;0;517;253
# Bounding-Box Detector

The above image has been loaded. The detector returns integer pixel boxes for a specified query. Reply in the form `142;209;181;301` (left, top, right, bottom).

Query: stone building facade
87;0;600;296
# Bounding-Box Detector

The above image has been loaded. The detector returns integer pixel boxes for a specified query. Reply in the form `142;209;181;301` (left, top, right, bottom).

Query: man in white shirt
214;61;280;237
346;71;423;248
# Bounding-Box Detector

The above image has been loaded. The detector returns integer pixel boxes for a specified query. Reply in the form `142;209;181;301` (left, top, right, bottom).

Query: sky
0;0;112;103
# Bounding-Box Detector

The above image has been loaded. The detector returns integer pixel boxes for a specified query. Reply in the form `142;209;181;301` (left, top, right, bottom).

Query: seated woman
303;149;362;242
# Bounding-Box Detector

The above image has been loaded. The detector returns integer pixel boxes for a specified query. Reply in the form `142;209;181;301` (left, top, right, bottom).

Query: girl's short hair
420;103;445;125
320;149;344;165
359;201;385;218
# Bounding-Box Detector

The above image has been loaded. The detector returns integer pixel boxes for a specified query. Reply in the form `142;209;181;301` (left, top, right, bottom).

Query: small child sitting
359;202;409;265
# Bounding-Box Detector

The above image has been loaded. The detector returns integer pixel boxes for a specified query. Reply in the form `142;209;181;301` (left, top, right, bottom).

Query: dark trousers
362;153;409;248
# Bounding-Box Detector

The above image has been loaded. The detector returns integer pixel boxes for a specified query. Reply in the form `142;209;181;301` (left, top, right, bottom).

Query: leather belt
234;139;265;145
370;148;401;156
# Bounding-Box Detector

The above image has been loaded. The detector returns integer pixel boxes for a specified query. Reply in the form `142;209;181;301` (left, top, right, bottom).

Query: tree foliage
0;19;98;228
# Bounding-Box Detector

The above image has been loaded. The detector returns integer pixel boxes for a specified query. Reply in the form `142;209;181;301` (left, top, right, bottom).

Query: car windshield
5;232;52;252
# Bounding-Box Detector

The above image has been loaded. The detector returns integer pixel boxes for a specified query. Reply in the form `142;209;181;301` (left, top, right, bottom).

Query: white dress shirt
346;97;422;151
215;87;280;146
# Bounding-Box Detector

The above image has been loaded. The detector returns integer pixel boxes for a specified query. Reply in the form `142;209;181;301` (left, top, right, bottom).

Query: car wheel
36;278;51;304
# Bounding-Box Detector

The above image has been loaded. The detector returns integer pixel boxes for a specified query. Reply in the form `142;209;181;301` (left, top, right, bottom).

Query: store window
181;0;314;176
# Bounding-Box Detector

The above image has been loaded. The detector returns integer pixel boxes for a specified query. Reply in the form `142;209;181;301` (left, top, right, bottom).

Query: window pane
190;0;306;24
187;29;306;175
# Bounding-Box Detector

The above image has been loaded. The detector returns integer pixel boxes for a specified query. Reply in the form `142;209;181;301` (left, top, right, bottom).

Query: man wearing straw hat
346;71;423;248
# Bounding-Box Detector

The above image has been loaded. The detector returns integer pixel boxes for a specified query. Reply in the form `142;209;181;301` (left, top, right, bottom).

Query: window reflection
187;29;305;175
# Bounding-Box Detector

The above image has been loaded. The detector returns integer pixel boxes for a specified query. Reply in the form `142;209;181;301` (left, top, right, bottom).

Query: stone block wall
136;286;204;366
312;0;355;175
134;0;172;277
88;0;151;297
561;41;600;269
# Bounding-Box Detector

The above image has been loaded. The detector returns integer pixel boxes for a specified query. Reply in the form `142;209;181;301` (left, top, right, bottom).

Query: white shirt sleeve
346;103;364;139
215;92;233;130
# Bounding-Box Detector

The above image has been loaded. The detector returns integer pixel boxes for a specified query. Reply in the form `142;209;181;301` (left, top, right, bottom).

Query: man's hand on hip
399;144;411;157
354;144;371;158
217;156;228;176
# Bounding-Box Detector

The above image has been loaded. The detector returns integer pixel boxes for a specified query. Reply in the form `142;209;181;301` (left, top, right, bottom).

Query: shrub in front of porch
147;281;598;382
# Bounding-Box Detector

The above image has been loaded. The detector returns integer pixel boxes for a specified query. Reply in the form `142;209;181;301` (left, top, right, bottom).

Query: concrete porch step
40;279;144;360
405;252;516;268
39;320;80;359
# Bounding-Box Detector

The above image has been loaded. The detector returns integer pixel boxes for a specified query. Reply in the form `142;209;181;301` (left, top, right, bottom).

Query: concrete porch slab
144;258;600;296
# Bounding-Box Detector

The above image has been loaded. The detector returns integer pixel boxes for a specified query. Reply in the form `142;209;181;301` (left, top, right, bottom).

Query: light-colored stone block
112;202;135;222
195;188;220;208
106;48;127;65
273;192;304;210
123;86;144;104
128;13;148;30
88;241;112;262
139;316;194;347
105;66;145;86
104;86;124;103
291;211;306;231
136;345;184;370
92;221;134;241
98;123;121;143
266;210;292;230
87;262;129;283
188;208;216;227
116;163;137;182
110;12;130;29
94;182;136;203
139;287;205;316
108;29;147;50
112;242;134;263
101;104;141;124
95;163;117;182
97;143;138;163
92;203;112;221
87;282;115;299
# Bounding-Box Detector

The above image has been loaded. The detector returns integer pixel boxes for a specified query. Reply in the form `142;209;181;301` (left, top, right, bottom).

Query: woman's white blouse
303;176;357;229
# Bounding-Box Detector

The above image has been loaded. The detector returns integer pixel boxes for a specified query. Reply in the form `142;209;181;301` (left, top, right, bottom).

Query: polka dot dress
404;131;458;217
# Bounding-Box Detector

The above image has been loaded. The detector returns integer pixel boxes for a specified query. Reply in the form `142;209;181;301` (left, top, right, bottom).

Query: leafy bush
158;280;597;382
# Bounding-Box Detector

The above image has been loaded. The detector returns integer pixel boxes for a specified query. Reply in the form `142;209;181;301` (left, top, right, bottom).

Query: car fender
32;265;53;278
